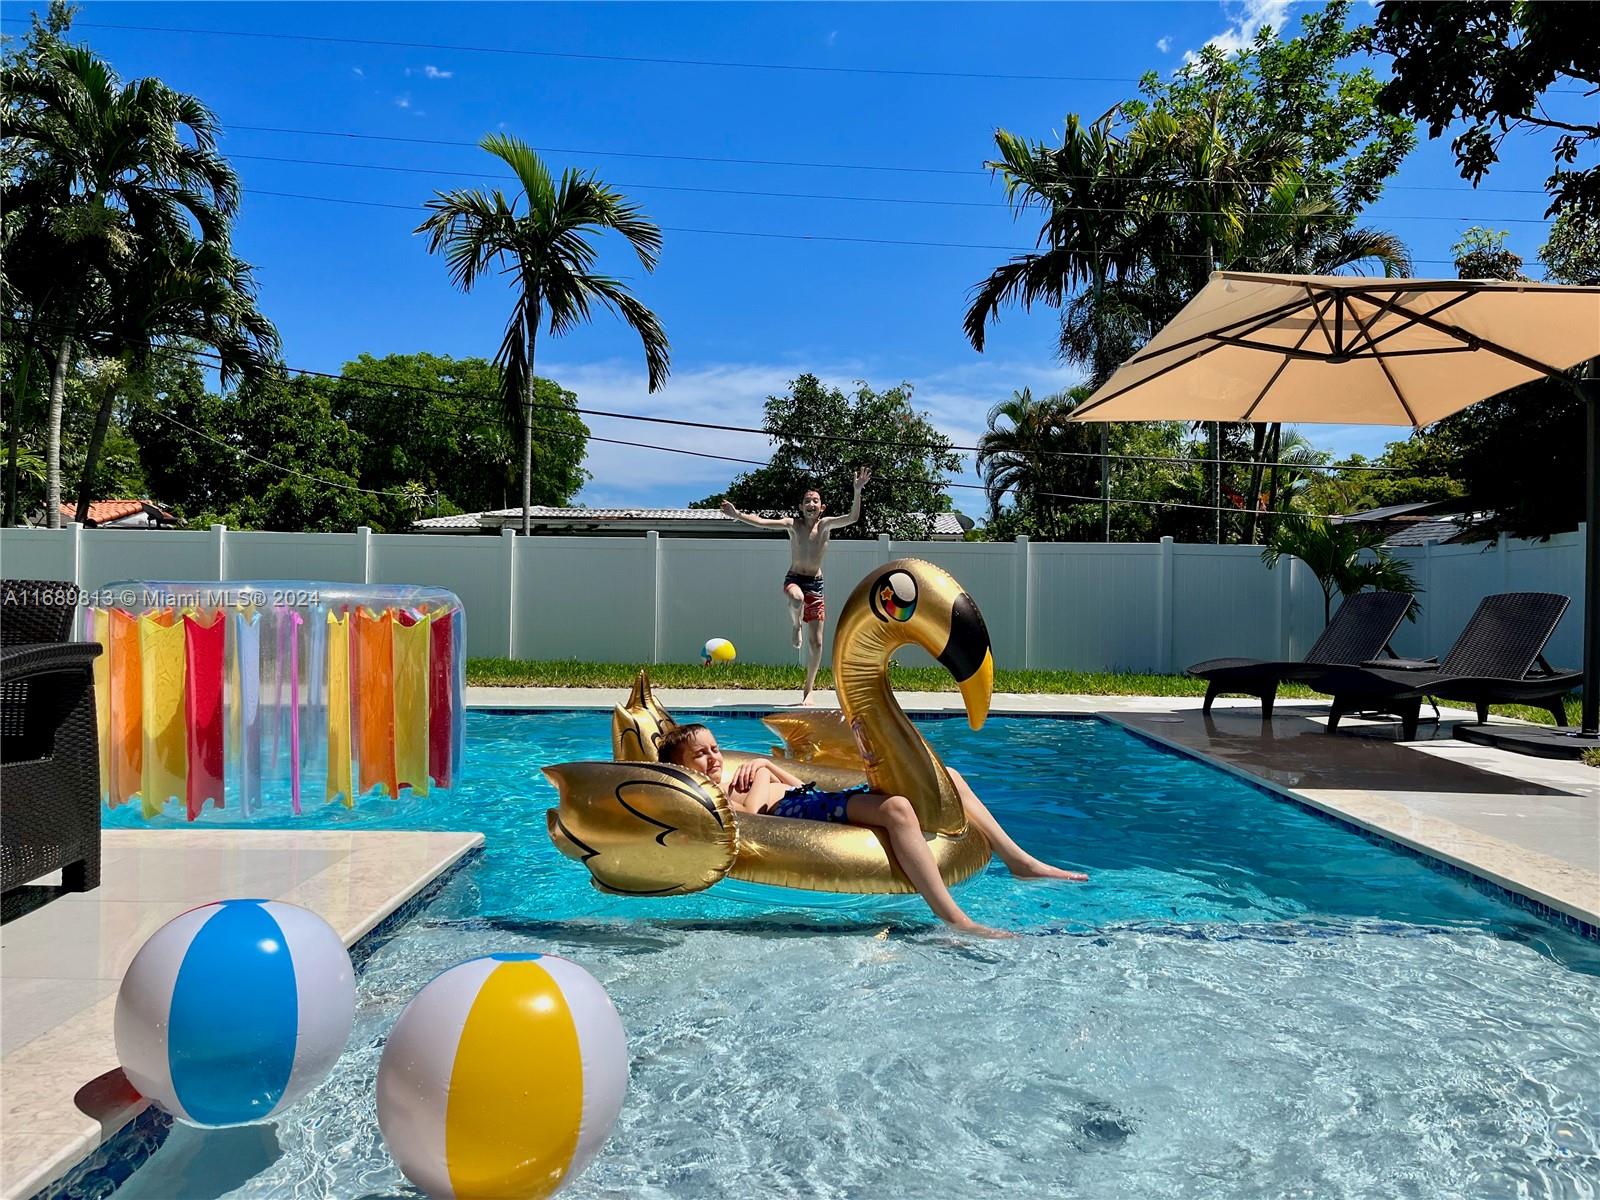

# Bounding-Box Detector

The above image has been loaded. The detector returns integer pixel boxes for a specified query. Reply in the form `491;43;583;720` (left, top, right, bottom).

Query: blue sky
12;1;1582;514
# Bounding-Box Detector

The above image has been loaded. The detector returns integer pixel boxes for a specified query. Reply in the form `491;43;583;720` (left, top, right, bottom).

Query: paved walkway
472;687;1599;927
0;829;481;1200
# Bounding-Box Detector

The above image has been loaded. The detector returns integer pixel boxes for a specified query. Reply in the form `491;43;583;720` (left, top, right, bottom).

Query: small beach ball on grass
115;899;356;1127
377;953;628;1200
702;637;736;665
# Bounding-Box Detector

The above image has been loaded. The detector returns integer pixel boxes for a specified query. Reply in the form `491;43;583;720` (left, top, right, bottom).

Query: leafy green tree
1539;209;1600;285
1261;517;1420;626
695;374;957;539
966;0;1413;545
129;367;380;532
1300;438;1467;517
1369;1;1600;221
328;353;589;525
2;34;242;527
417;134;668;535
1451;227;1528;281
1422;221;1584;539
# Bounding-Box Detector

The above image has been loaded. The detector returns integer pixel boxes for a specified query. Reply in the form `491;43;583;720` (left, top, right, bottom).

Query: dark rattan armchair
1;580;103;894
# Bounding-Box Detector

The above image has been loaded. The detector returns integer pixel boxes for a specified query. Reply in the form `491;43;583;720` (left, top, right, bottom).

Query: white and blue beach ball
377;953;628;1200
114;899;356;1127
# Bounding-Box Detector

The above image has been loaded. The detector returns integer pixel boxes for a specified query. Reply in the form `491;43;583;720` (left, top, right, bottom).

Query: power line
162;342;1431;476
230;151;1552;224
227;122;1555;195
30;16;1593;99
241;186;1479;267
146;406;435;501
145;365;1341;522
40;18;1145;84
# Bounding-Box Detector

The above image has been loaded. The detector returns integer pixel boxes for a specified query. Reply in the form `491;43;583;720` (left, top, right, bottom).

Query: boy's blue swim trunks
769;781;870;823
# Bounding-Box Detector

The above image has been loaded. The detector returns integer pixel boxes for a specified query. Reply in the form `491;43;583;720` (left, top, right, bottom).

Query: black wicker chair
1187;590;1415;719
1;580;103;894
1305;592;1578;741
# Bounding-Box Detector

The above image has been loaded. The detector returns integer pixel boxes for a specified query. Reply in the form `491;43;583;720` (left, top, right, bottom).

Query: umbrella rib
1241;293;1328;422
1351;287;1580;379
1351;291;1473;356
1073;292;1319;418
1344;296;1419;426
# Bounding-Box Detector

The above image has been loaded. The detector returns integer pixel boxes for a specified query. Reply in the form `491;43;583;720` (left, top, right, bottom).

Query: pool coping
468;687;1599;934
3;831;484;1200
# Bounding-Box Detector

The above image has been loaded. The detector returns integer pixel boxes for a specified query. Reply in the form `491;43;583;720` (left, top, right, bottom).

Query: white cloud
1156;36;1172;53
541;357;1082;511
423;64;453;80
393;94;411;109
827;30;838;47
351;66;364;78
1183;0;1291;62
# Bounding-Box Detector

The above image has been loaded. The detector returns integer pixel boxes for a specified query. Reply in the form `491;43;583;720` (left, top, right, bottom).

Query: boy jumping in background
722;466;871;704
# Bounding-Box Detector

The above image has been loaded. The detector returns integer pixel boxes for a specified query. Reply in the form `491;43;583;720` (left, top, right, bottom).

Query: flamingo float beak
936;591;993;730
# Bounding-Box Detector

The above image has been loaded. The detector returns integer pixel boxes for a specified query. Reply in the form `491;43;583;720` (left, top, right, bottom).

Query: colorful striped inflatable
113;899;356;1127
377;954;629;1200
90;582;465;819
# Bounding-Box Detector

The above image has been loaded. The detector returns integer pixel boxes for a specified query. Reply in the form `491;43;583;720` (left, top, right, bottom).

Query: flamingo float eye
870;570;917;622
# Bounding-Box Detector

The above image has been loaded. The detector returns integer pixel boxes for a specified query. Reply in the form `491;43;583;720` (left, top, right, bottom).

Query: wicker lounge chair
1;580;103;894
1306;591;1577;741
1188;590;1415;719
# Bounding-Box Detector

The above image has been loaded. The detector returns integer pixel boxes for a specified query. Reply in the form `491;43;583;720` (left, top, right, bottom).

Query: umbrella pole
1584;378;1598;735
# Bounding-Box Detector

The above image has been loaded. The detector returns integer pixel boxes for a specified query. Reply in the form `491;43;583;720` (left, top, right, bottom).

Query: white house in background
411;506;974;539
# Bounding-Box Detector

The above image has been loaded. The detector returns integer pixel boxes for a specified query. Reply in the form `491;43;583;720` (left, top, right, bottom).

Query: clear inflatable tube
89;581;465;819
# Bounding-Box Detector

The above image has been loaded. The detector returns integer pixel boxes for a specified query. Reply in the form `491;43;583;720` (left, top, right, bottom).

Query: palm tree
3;42;240;528
75;236;278;523
1261;516;1419;626
977;387;1109;540
416;134;670;535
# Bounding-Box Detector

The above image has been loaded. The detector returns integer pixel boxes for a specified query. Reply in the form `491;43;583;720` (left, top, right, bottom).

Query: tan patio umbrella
1070;272;1600;739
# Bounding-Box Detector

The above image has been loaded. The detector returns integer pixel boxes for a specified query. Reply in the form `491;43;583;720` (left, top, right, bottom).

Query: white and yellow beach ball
701;637;736;665
377;953;628;1200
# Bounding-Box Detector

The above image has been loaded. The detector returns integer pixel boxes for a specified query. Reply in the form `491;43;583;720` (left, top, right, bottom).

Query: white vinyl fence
0;524;1585;674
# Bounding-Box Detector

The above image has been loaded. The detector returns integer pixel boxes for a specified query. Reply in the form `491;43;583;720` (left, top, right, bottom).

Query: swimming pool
69;711;1600;1198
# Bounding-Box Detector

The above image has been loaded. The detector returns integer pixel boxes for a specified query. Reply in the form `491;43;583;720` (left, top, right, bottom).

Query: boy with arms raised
722;466;871;704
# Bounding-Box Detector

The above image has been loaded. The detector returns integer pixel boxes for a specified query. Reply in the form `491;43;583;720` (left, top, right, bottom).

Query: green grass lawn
466;657;1582;728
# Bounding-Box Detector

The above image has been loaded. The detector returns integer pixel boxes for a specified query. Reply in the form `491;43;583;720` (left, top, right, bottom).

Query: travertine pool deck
0;829;481;1200
474;686;1598;927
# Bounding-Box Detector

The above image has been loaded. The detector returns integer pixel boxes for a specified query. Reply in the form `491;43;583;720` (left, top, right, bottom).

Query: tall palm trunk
1100;425;1110;542
44;321;76;529
1264;424;1284;515
1245;423;1269;545
3;431;18;529
4;338;33;528
521;294;540;537
75;364;124;524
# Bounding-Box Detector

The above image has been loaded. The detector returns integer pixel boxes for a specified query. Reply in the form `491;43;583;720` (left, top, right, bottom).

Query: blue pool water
81;711;1600;1199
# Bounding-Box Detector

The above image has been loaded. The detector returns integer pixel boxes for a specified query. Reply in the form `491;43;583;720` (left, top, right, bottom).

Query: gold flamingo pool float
543;558;996;895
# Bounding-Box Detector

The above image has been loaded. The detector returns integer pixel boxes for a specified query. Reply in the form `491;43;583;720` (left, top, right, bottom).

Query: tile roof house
54;500;179;529
412;506;973;539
